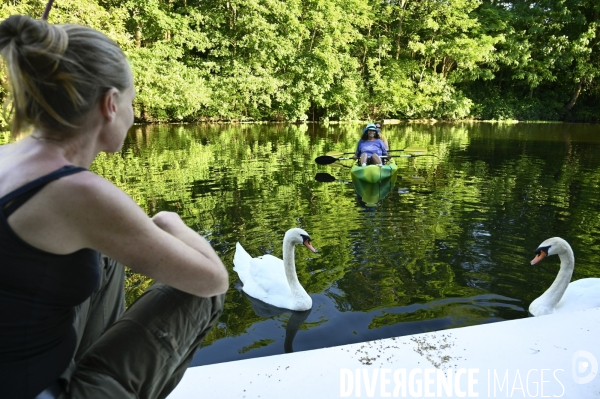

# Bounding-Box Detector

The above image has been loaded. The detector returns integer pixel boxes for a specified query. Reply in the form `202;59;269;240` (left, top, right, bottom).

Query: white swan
529;237;600;316
233;228;317;311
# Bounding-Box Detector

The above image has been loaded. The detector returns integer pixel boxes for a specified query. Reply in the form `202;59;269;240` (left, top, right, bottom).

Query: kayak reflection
352;172;398;207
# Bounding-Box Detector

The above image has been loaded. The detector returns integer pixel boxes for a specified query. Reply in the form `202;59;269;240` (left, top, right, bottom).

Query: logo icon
572;350;598;384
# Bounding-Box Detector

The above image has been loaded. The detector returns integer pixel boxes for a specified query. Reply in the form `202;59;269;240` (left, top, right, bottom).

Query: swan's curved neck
283;238;308;298
537;250;574;309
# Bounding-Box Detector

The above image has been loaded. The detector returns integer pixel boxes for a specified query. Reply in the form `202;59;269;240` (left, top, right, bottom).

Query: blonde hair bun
0;15;130;135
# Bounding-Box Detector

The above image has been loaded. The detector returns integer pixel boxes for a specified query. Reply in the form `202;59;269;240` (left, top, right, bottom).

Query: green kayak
350;161;398;184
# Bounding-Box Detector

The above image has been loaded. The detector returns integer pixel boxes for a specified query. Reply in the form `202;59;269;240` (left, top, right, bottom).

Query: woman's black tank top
0;165;100;398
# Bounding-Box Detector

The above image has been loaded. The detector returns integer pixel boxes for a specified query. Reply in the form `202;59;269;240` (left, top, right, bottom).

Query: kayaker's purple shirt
355;139;388;157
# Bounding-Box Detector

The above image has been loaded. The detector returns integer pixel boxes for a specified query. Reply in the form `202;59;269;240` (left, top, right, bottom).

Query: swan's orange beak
531;250;547;265
303;239;317;253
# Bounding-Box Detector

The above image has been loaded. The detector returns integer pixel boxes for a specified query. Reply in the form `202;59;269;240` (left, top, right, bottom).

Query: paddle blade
315;173;336;182
315;155;339;165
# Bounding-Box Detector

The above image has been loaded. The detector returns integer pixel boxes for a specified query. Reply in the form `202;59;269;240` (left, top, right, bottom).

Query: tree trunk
134;8;142;48
394;2;407;60
564;81;582;110
360;26;371;75
140;102;149;122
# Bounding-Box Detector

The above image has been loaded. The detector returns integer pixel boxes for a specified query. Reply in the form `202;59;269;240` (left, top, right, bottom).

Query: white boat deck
168;307;600;398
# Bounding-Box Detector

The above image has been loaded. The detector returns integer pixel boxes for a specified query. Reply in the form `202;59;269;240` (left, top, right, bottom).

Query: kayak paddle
325;147;428;159
315;155;353;165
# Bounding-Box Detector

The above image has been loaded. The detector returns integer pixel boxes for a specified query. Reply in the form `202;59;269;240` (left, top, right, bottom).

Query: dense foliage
1;0;599;122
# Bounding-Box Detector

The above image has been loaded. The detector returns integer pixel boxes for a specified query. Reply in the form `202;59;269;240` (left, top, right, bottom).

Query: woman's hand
151;211;185;231
149;211;229;296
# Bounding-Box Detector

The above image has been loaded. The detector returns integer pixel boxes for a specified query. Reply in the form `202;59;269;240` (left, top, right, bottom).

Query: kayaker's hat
362;123;378;134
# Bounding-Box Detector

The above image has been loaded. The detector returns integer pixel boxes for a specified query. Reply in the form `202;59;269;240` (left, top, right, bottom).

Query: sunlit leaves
130;48;210;120
1;0;599;122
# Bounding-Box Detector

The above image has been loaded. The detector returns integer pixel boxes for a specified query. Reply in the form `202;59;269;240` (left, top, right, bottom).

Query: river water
7;122;599;366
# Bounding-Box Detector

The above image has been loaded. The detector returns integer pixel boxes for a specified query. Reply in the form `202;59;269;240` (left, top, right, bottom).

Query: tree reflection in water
4;123;597;366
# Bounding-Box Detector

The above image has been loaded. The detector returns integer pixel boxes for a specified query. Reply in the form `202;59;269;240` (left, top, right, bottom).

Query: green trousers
49;255;224;399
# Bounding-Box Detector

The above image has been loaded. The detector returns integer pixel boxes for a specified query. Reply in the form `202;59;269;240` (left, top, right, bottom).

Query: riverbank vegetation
1;0;599;123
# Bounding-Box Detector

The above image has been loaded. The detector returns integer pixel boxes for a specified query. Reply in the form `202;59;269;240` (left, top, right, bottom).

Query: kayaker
352;123;389;167
374;122;389;151
0;15;228;398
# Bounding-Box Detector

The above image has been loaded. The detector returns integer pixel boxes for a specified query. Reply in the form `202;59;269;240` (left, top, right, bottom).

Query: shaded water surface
21;122;600;366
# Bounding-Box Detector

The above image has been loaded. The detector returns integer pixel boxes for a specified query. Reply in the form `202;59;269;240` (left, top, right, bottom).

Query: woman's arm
381;134;389;151
353;140;363;158
84;179;228;297
13;172;229;297
150;211;229;295
380;140;388;156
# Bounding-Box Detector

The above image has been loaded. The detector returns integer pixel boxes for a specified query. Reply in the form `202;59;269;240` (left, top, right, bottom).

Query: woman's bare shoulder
49;170;147;220
54;169;122;193
5;168;150;254
43;170;151;235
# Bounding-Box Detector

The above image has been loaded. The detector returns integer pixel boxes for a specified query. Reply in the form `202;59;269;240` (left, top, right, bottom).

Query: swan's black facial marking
531;244;550;265
301;234;317;253
535;245;551;256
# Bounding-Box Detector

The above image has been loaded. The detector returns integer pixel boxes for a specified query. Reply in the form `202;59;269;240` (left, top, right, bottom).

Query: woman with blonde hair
374;121;389;150
0;15;228;398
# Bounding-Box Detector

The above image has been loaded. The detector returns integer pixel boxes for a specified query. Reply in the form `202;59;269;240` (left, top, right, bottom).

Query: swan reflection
237;283;312;353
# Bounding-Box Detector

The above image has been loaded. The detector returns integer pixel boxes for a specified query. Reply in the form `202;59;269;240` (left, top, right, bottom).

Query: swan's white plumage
233;228;315;311
529;237;600;316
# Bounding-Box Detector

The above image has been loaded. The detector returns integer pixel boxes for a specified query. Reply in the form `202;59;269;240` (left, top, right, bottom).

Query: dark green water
7;122;600;366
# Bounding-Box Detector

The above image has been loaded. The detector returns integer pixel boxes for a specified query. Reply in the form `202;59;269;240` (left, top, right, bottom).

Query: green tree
2;0;600;122
362;0;500;119
465;0;600;120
